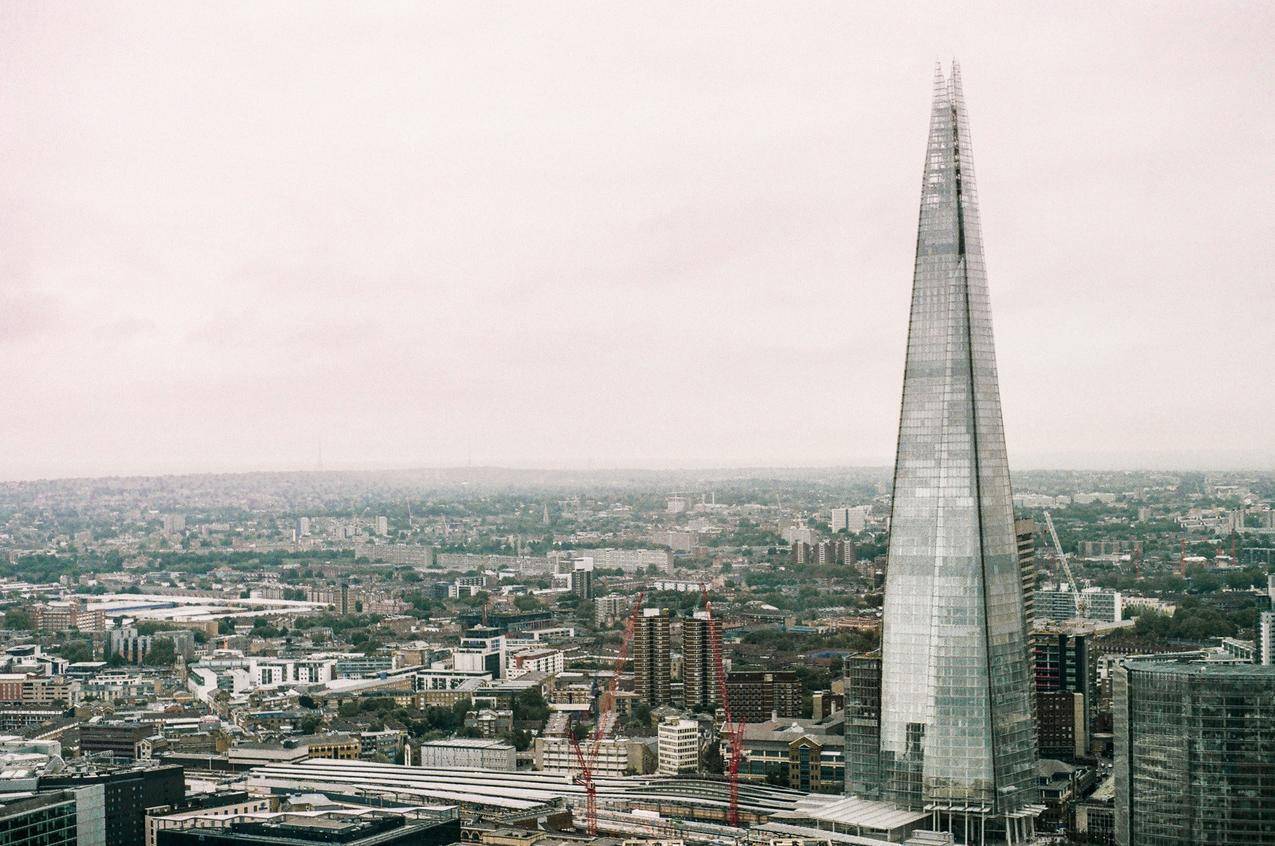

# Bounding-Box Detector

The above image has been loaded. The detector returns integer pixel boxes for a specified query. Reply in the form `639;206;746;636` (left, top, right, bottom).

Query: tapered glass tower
878;62;1038;822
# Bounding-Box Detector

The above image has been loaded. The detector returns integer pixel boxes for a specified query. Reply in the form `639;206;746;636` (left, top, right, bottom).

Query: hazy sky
2;2;1272;481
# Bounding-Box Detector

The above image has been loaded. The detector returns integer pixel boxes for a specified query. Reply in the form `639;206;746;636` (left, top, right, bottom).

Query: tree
143;639;177;667
217;618;236;634
3;607;34;631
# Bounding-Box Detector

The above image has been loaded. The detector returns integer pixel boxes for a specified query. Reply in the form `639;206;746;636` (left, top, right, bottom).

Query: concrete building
725;671;802;723
535;735;652;777
633;608;671;707
411;738;515;771
1016;518;1036;626
1114;660;1275;845
1259;610;1273;666
830;506;870;534
454;626;505;679
33;599;105;633
680;610;720;711
506;648;563;680
594;594;629;626
656;718;700;775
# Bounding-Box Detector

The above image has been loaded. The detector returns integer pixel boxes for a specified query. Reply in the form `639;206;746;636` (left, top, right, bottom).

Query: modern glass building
877;62;1038;840
1113;660;1275;846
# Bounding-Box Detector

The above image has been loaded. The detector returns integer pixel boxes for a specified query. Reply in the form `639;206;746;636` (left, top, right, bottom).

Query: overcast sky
2;2;1272;481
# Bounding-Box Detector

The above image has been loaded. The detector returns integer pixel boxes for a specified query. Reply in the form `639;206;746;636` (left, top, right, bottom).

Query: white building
536;735;642;777
830;506;870;534
1259;611;1274;667
506;648;564;679
1038;585;1122;623
657;718;699;775
412;738;516;770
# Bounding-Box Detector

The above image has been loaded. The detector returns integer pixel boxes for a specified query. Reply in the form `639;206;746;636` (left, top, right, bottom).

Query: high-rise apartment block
632;608;671;707
1259;610;1273;666
831;506;870;534
1015;518;1036;626
877;62;1038;830
681;610;720;711
1114;660;1275;845
724;670;802;723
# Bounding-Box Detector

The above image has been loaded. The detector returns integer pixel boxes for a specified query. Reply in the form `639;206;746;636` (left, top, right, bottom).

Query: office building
632;608;671;707
453;626;505;679
657;718;700;775
1032;627;1096;758
844;652;882;799
1114;660;1275;845
0;791;78;846
877;63;1037;831
155;812;459;846
681;610;720;711
79;722;155;761
411;738;515;771
40;762;184;846
725;670;802;723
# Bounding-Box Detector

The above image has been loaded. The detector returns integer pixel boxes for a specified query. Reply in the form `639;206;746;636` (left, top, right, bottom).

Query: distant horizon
4;452;1272;486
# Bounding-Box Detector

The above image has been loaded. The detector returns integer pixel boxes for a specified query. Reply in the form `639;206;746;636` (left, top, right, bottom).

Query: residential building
1016;518;1036;625
725;671;801;723
680;610;719;711
33;600;105;633
594;594;629;626
877;64;1038;834
569;557;594;601
453;626;505;680
506;648;563;679
1259;610;1273;666
632;608;671;707
1113;660;1275;845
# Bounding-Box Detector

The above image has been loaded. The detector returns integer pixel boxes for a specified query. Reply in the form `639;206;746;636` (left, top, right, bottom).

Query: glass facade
878;62;1037;815
1113;660;1275;846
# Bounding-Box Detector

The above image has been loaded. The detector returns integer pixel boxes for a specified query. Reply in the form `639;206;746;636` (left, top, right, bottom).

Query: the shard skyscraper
877;62;1038;835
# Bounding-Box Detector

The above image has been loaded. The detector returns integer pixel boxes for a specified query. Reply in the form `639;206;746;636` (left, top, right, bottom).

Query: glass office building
877;62;1038;836
1113;660;1275;846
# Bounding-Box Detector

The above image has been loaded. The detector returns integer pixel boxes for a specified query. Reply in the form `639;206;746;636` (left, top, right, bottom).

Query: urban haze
0;5;1272;846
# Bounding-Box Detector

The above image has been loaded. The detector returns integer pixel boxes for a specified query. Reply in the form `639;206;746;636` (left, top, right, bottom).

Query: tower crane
1043;511;1086;619
568;589;644;836
701;584;745;827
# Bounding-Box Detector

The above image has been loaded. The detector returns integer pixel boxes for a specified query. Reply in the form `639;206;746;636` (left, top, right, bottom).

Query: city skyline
3;4;1274;480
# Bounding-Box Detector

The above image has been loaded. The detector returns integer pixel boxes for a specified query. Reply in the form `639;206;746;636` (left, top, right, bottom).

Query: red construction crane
569;589;645;836
701;584;745;827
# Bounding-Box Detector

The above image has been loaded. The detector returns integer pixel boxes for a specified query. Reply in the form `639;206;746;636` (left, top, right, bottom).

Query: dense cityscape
0;464;1272;846
3;8;1273;846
